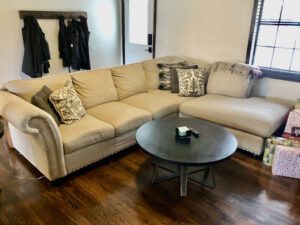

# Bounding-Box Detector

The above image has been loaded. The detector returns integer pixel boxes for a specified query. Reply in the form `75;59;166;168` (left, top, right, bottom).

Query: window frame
246;0;300;82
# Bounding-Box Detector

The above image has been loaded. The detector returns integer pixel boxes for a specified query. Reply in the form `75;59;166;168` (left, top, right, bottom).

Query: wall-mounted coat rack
19;10;87;19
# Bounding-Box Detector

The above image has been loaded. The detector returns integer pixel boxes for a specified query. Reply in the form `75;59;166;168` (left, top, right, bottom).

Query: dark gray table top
136;117;237;165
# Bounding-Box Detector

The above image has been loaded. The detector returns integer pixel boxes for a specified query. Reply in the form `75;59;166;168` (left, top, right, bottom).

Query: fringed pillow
157;61;188;90
206;62;259;98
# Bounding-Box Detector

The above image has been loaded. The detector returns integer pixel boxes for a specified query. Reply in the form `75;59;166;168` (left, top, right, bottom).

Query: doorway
122;0;157;64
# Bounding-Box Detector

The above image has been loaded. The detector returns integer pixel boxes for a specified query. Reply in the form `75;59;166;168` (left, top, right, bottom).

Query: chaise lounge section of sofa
0;56;292;181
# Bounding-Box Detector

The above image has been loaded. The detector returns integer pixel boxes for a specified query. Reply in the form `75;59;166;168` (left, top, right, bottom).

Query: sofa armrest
0;90;67;180
0;90;57;134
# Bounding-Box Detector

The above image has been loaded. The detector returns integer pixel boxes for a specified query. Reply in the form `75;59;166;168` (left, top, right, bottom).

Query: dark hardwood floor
0;138;299;225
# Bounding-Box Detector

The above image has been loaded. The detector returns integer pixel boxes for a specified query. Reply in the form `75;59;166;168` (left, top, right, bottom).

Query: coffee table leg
209;165;215;188
152;160;180;184
152;159;158;184
180;165;188;197
188;164;216;189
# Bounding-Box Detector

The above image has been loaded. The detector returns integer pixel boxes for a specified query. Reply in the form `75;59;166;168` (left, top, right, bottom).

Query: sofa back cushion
71;69;118;109
4;74;71;102
111;63;147;100
183;57;210;69
206;62;254;98
142;56;182;90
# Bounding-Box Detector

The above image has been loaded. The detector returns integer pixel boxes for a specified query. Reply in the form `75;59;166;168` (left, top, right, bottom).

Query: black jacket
60;17;90;70
58;16;70;67
79;16;90;70
66;19;81;70
22;16;51;78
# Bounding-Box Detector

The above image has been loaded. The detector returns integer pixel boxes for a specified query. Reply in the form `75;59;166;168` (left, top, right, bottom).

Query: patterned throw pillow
170;65;198;93
157;61;188;90
49;80;86;125
177;68;208;97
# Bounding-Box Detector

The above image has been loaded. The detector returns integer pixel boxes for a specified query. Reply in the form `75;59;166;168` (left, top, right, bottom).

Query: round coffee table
136;117;237;196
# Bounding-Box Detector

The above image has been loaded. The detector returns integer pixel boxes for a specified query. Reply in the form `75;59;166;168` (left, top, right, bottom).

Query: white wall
156;0;300;104
253;78;300;105
0;0;122;85
156;0;254;62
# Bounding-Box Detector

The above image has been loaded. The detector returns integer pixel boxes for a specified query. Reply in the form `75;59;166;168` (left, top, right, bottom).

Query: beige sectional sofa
0;56;291;181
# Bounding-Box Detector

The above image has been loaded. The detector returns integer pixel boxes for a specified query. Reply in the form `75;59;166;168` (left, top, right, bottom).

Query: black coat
79;16;90;70
58;16;70;67
22;16;51;78
60;17;90;70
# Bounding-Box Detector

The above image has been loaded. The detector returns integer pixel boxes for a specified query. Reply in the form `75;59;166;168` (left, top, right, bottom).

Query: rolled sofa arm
0;90;47;133
0;90;67;180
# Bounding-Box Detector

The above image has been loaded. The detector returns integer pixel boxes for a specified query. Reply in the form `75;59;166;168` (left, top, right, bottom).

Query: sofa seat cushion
121;93;179;119
87;102;152;136
149;90;196;104
59;114;115;154
180;94;291;137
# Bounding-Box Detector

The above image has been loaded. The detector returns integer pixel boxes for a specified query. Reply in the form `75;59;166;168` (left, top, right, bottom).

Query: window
248;0;300;79
128;0;148;45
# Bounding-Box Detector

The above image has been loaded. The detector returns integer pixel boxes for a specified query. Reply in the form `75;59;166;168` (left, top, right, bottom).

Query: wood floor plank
0;137;299;225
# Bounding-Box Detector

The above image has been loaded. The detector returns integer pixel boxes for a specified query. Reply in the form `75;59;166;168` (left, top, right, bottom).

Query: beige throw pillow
177;68;208;97
207;62;254;98
49;80;86;125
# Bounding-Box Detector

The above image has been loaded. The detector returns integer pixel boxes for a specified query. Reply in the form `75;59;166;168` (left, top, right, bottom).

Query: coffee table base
152;160;215;196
